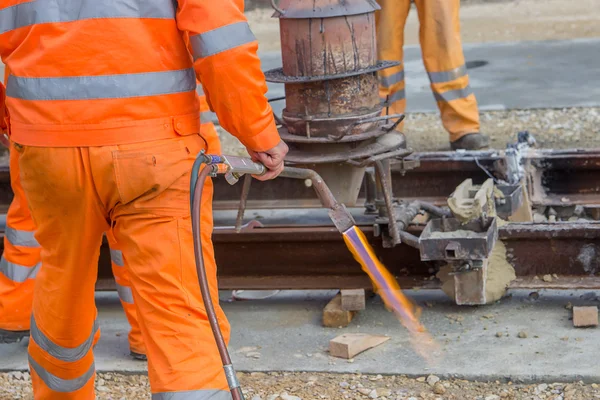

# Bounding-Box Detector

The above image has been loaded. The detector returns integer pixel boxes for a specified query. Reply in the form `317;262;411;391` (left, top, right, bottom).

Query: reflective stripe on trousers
29;315;97;392
428;64;468;84
380;89;406;106
110;249;135;304
0;256;41;282
429;64;472;102
433;85;474;103
30;316;98;362
379;70;405;89
0;226;41;282
29;356;95;393
5;226;38;247
152;390;233;399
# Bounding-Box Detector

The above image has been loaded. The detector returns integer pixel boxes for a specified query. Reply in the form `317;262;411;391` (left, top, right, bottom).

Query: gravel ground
218;107;600;154
2;371;599;400
402;107;600;151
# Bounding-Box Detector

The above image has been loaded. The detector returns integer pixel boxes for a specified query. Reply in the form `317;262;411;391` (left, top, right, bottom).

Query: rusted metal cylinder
279;12;377;77
282;73;380;137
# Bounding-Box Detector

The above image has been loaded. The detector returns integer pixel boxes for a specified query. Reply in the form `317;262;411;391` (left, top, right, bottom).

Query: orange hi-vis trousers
16;133;230;399
0;147;145;355
376;0;480;142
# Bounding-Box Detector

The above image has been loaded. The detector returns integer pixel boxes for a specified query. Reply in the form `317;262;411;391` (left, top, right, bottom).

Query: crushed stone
2;372;600;399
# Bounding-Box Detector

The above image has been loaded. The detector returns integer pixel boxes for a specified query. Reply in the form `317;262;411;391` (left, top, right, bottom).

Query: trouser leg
376;0;411;131
414;0;480;141
104;135;230;397
18;144;108;399
0;146;40;332
106;231;146;356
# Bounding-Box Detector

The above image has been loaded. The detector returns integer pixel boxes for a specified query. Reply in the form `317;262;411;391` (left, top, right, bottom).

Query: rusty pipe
280;167;338;209
398;230;420;249
280;166;356;233
417;201;453;218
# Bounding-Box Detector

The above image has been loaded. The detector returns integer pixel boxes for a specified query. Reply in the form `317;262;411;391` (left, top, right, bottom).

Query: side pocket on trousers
112;139;198;216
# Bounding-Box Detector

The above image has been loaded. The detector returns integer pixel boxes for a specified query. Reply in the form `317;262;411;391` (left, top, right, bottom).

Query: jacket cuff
238;123;281;153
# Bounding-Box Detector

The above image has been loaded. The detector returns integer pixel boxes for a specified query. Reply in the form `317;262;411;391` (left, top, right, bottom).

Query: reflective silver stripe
379;70;405;88
380;89;406;106
152;390;233;400
29;355;95;393
433;85;474;102
0;257;40;283
428;64;467;84
116;283;134;304
31;316;98;362
197;86;205;96
110;249;124;267
5;226;39;247
0;0;176;34
191;22;256;60
7;69;196;101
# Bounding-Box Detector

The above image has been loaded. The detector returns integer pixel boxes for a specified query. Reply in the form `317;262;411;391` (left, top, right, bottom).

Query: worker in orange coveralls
376;0;490;150
0;0;287;397
0;68;219;363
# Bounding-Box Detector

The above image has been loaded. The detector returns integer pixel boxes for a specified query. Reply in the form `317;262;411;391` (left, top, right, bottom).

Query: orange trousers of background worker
376;0;488;150
0;82;219;361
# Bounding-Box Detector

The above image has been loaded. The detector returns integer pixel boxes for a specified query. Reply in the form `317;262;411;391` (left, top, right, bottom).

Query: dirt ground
1;371;598;400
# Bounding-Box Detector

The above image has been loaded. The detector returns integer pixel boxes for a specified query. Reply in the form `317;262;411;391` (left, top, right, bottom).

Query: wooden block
329;333;390;359
323;294;356;328
573;306;598;327
341;289;366;311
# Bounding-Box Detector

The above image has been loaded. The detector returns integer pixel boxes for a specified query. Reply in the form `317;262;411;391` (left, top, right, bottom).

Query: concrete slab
261;38;600;117
2;289;599;382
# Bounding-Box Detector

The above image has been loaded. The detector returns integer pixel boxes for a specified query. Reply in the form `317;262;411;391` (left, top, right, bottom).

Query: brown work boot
450;133;490;151
0;328;30;344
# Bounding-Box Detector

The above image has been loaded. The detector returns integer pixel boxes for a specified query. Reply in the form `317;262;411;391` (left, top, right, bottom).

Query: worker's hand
248;140;289;181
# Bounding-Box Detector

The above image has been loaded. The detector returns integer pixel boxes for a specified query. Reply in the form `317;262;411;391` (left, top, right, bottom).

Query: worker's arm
0;81;9;148
175;0;287;179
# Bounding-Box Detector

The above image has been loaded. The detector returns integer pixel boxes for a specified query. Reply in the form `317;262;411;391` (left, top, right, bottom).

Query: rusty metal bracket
328;113;405;141
495;183;524;219
419;217;498;261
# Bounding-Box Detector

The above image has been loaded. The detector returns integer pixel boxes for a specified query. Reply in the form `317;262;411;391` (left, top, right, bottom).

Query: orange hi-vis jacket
0;81;6;135
0;0;280;152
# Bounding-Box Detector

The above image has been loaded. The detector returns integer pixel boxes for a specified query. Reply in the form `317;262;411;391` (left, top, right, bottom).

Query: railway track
1;149;600;292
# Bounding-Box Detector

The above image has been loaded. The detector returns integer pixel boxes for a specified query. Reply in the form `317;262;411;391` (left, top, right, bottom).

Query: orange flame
342;226;440;363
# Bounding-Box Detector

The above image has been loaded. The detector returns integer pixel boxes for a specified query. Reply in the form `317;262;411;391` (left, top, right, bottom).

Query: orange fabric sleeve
1;67;10;133
175;0;281;152
0;84;7;134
